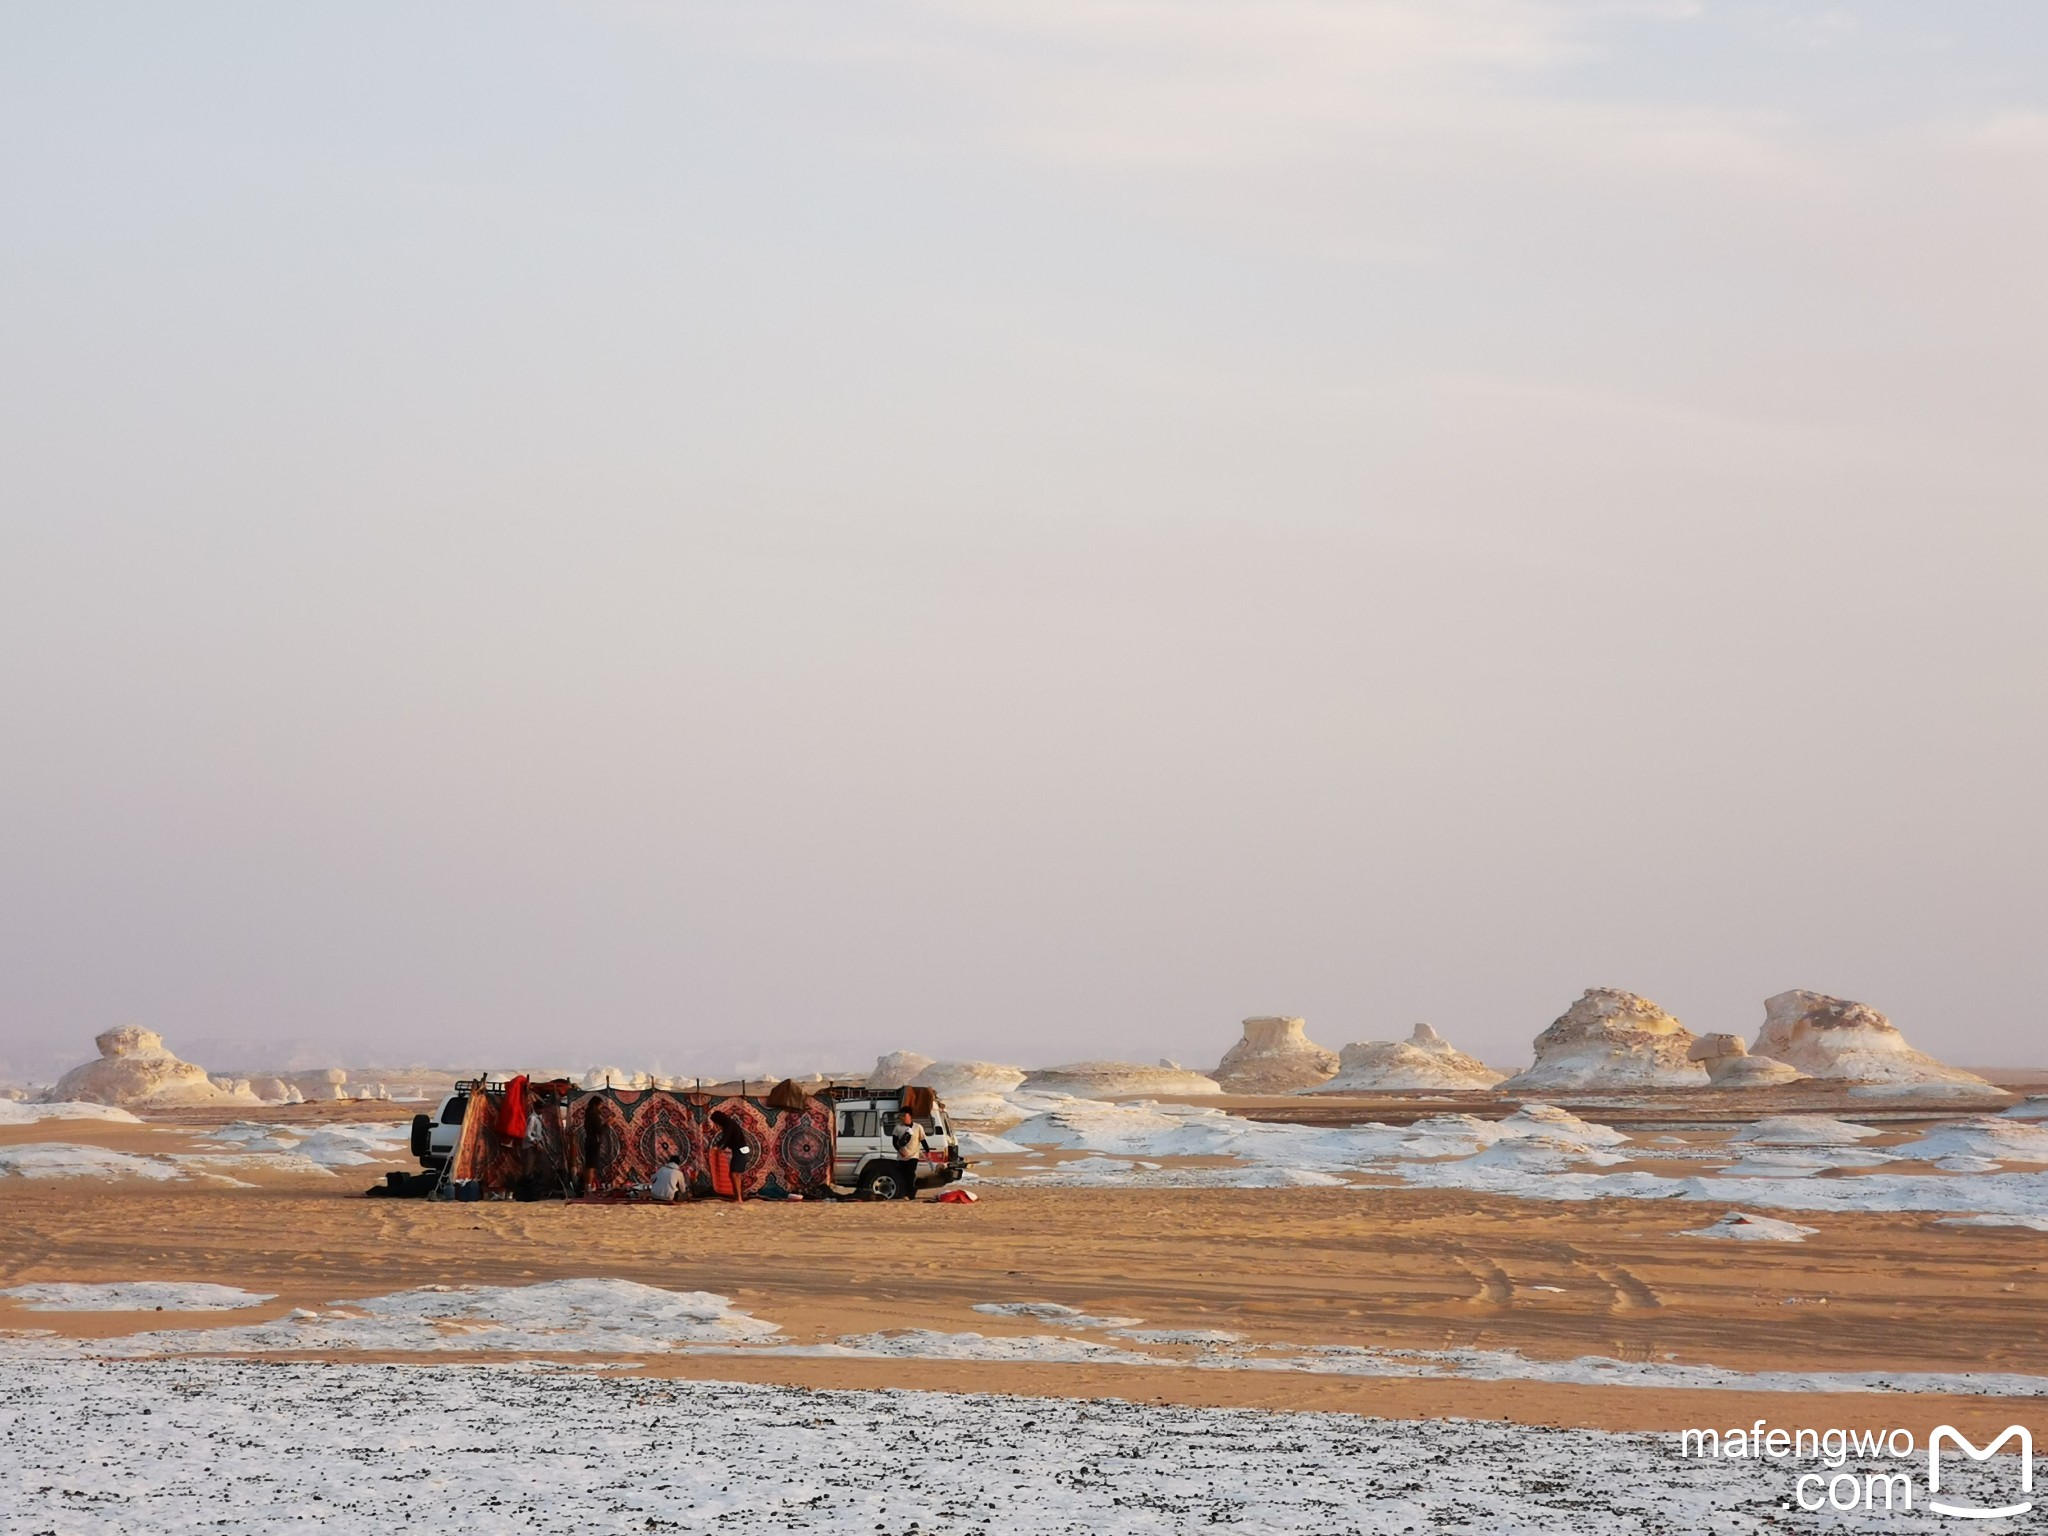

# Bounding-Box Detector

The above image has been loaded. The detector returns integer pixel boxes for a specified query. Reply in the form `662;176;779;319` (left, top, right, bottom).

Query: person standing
709;1110;754;1203
888;1110;925;1201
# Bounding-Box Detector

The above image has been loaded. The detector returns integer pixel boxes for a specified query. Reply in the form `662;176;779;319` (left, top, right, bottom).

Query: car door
834;1104;881;1183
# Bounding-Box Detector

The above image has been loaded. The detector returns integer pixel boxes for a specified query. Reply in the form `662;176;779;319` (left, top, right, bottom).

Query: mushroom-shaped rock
43;1028;241;1108
866;1051;937;1090
1305;1024;1507;1092
1687;1033;1803;1087
1211;1017;1340;1094
1020;1060;1223;1098
1499;989;1708;1092
1753;992;1998;1091
909;1060;1027;1096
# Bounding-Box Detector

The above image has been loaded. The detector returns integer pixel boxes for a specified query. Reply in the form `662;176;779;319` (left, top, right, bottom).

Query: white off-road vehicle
826;1090;964;1199
409;1093;468;1172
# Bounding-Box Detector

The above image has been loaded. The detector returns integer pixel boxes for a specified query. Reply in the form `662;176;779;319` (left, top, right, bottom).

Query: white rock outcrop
1021;1060;1224;1098
580;1066;654;1090
1753;991;1999;1092
866;1051;937;1090
909;1060;1027;1096
1686;1033;1803;1087
1210;1017;1340;1094
1499;990;1708;1092
1305;1024;1506;1092
43;1029;241;1108
277;1068;350;1101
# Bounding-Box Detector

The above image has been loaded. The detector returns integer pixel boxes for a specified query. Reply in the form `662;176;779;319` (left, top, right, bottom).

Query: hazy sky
3;1;2044;1083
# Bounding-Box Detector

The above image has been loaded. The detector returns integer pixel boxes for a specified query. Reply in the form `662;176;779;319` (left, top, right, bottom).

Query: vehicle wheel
409;1113;433;1158
858;1165;906;1201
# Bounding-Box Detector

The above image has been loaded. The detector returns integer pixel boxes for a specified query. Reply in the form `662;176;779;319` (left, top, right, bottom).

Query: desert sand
4;1098;2044;1446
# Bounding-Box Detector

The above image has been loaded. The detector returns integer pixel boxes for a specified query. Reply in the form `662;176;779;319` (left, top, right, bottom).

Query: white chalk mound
1021;1061;1223;1098
1686;1033;1803;1087
1499;990;1707;1092
1730;1115;1881;1147
0;1281;276;1311
1211;1017;1338;1094
0;1100;145;1125
43;1029;248;1109
1887;1117;2048;1165
1306;1024;1505;1093
1680;1211;1819;1243
1753;992;1998;1093
866;1051;937;1090
909;1061;1027;1096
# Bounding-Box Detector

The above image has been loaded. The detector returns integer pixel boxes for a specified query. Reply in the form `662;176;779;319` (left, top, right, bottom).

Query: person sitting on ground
650;1154;685;1203
889;1110;926;1200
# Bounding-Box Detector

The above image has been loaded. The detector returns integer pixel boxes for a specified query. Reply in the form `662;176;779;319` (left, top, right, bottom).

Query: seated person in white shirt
650;1155;685;1203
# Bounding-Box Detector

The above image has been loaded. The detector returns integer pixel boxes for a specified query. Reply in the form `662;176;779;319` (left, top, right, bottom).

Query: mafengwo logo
1929;1425;2033;1521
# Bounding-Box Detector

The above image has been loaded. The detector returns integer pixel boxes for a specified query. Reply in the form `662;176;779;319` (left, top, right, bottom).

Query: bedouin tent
446;1079;834;1201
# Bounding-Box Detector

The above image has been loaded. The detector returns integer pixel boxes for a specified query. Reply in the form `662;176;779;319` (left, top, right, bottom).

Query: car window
838;1109;879;1139
440;1096;467;1125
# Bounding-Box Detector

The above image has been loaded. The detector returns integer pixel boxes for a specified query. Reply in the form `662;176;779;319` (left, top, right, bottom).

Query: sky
2;1;2044;1083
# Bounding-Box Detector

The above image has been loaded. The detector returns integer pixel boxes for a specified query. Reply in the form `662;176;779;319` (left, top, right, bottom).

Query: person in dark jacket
709;1110;754;1202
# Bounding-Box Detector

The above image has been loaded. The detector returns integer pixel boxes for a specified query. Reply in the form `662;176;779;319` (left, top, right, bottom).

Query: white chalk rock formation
1499;990;1707;1092
1686;1033;1803;1087
44;1029;240;1108
1306;1024;1506;1093
581;1066;654;1090
1754;991;1998;1092
1210;1017;1340;1094
1021;1060;1224;1098
866;1051;937;1090
276;1068;349;1101
910;1060;1027;1096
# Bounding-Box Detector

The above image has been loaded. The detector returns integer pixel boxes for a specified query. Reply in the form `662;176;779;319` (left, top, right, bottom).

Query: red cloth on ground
496;1075;530;1140
709;1148;735;1200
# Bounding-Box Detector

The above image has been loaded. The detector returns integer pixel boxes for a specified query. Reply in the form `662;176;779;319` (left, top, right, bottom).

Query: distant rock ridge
910;1061;1027;1096
1211;1017;1340;1094
1307;1024;1506;1092
1754;991;1998;1092
1021;1060;1223;1099
1500;990;1708;1091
